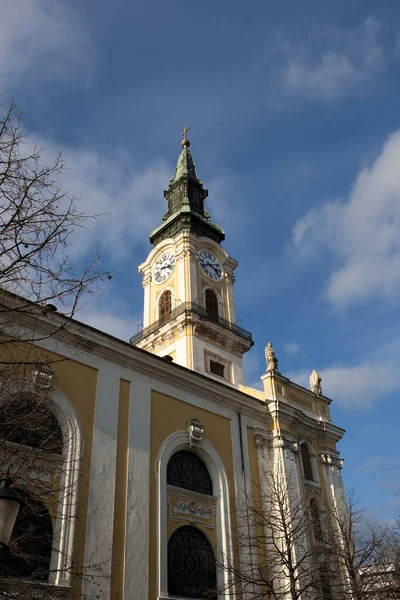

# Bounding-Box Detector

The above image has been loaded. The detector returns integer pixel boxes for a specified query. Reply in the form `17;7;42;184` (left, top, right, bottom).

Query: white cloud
287;359;399;410
0;0;94;84
208;171;250;234
30;137;171;261
280;18;385;102
78;303;140;342
284;342;303;357
292;129;400;307
243;350;263;389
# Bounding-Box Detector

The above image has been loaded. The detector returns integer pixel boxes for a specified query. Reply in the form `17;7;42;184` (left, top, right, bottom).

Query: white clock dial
198;251;223;281
154;252;176;284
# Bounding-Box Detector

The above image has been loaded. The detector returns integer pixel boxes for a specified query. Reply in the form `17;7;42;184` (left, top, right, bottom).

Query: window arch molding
203;286;223;313
156;430;234;598
0;380;82;587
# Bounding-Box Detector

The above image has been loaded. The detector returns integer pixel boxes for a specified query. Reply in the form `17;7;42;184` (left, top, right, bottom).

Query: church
0;130;346;600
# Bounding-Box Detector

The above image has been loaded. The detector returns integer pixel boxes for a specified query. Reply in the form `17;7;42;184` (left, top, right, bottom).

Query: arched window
0;395;63;455
0;490;53;581
167;450;213;495
205;289;219;319
310;498;323;542
168;526;217;599
159;290;172;322
301;444;314;481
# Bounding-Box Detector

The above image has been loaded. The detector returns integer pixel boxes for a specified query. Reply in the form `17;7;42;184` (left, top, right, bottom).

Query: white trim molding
0;380;82;588
156;430;234;599
49;386;83;587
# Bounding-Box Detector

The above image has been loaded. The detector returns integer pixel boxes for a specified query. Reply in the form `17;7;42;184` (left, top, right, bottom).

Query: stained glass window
167;451;212;495
168;526;217;599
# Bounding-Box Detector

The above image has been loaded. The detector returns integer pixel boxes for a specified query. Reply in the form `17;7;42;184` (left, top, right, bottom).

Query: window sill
0;578;71;599
206;370;227;381
304;479;320;487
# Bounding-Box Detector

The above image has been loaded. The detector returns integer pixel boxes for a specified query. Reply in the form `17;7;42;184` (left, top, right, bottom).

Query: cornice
268;371;333;406
266;398;345;444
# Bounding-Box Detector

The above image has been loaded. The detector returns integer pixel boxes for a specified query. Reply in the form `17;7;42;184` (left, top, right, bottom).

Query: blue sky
2;0;399;520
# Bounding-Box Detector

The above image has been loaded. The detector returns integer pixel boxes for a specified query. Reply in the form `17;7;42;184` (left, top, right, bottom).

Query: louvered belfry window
301;444;314;481
205;289;219;318
159;290;172;322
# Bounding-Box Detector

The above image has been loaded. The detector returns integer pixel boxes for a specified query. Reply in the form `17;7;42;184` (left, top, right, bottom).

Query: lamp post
0;479;24;549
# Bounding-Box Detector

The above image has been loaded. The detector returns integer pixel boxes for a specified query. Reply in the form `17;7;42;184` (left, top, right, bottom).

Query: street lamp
0;479;24;548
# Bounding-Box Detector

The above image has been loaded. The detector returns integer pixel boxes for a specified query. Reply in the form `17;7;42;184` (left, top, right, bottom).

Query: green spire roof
149;132;225;246
171;147;200;183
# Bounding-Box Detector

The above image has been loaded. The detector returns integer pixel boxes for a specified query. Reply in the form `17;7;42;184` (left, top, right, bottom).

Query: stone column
254;432;307;600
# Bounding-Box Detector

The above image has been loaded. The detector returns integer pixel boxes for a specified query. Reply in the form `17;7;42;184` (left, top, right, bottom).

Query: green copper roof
171;148;201;183
150;138;225;246
149;207;225;241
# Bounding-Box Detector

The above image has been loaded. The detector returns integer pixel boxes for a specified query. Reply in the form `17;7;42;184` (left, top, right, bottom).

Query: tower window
209;360;225;378
301;444;314;481
159;290;172;322
205;289;219;319
167;450;212;495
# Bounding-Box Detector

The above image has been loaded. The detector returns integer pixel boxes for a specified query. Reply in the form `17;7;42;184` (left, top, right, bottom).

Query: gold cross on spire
181;126;190;148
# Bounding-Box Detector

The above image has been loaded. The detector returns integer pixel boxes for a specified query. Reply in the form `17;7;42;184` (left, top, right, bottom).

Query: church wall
30;332;254;600
111;379;130;599
49;354;98;598
0;339;98;598
7;321;344;600
192;337;245;385
146;329;190;366
123;370;152;600
148;390;239;600
19;334;125;598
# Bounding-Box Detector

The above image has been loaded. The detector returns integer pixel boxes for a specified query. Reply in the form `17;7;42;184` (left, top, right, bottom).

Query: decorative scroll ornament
174;500;210;518
310;369;322;396
187;418;204;447
32;364;54;390
320;453;344;469
265;341;279;373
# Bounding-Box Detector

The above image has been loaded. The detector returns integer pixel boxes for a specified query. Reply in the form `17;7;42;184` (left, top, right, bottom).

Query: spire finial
181;126;190;148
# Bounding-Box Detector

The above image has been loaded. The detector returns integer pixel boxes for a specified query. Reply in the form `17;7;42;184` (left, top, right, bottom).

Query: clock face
198;251;223;281
154;252;176;284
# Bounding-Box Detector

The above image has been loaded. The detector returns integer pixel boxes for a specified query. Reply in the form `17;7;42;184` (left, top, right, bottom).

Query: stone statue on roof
310;369;322;396
265;342;279;373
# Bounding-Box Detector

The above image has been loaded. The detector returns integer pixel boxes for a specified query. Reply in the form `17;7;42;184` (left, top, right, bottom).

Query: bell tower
130;129;253;386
